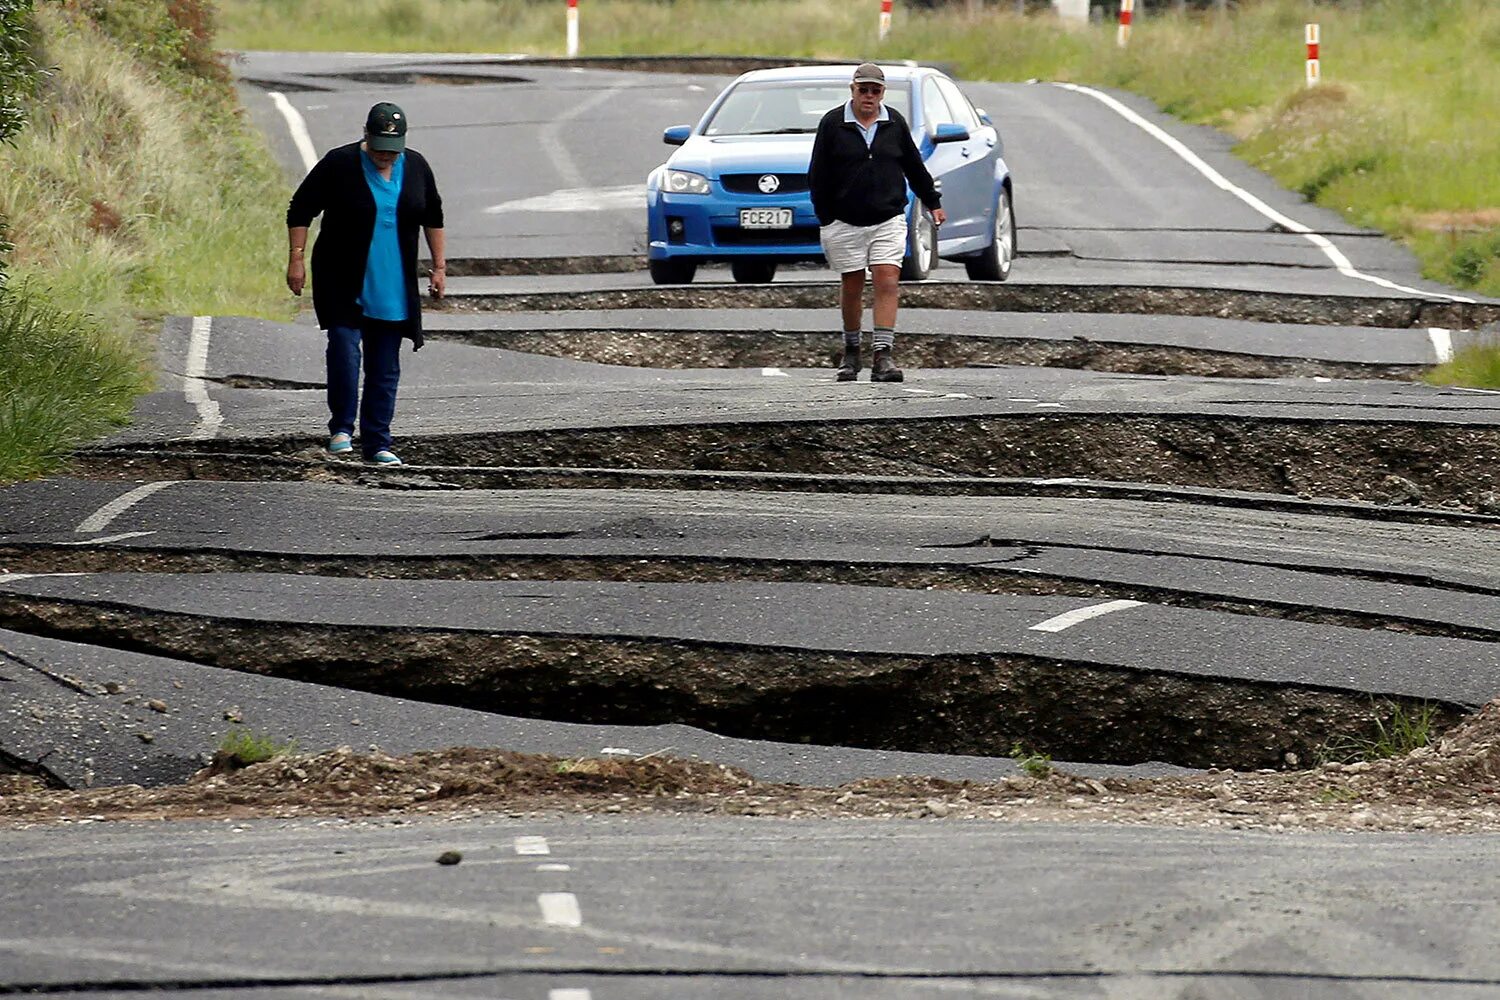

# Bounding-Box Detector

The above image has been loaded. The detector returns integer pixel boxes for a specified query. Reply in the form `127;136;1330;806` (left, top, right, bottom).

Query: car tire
730;259;777;284
965;186;1016;282
900;206;938;282
648;258;698;285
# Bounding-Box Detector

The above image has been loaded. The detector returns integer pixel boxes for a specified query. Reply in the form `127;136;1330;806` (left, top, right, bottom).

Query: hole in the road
319;71;532;86
97;415;1500;512
0;596;1467;771
424;327;1424;380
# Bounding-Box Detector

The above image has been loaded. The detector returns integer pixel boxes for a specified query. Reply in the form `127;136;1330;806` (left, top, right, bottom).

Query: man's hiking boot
836;346;861;382
870;348;903;383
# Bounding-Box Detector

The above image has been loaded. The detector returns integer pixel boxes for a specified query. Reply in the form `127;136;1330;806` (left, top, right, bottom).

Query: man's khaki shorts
820;215;907;274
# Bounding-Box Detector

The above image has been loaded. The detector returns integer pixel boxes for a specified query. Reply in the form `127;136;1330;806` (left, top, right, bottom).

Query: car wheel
730;259;778;284
900;206;937;282
648;258;698;285
965;186;1016;282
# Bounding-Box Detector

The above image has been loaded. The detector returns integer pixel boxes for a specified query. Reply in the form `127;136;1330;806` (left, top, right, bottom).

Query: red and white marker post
566;0;579;58
1305;23;1321;86
1117;0;1134;48
879;0;892;41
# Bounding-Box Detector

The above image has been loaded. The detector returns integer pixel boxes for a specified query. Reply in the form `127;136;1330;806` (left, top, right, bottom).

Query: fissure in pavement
425;328;1423;381
0;597;1462;771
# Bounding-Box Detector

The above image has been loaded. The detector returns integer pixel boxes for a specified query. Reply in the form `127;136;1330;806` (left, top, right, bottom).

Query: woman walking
286;101;445;466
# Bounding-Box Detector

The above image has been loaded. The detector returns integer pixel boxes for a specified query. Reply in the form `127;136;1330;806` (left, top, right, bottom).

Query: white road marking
760;367;790;377
484;183;643;214
942;392;973;399
550;990;592;1000
1055;83;1476;305
899;386;938;395
0;573;85;584
1035;477;1084;484
266;92;318;174
185;316;222;440
75;482;177;534
600;747;634;755
537;863;572;872
542;86;623;190
1428;327;1455;363
60;531;155;546
1035;402;1063;408
1029;599;1145;633
538;892;583;927
514;835;550;856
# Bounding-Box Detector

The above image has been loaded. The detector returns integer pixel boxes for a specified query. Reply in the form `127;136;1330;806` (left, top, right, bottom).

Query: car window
703;81;911;136
920;77;956;133
934;77;979;132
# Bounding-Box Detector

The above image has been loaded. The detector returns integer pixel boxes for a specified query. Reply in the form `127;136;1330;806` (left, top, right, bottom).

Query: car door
917;75;989;246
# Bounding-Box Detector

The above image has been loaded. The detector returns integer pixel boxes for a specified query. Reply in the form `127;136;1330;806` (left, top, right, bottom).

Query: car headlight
665;170;711;195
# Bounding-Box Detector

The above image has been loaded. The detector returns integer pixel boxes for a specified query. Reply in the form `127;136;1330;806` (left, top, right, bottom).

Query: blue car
645;63;1016;285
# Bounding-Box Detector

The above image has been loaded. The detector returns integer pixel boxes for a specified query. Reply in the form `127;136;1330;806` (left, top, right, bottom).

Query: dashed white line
760;367;790;377
267;91;318;174
514;835;550;856
1054;83;1476;305
75;482;177;534
536;863;572;872
1034;477;1085;484
1029;599;1145;633
1428;327;1455;364
60;531;155;546
541;87;621;190
185;316;222;441
550;990;592;1000
538;892;582;927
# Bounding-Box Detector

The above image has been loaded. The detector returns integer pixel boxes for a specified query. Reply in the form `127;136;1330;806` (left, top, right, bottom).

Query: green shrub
216;728;299;768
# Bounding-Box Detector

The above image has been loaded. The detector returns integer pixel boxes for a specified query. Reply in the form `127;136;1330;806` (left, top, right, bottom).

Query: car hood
667;134;815;178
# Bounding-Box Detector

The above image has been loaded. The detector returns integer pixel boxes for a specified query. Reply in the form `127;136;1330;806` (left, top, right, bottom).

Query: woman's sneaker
366;450;403;466
327;432;354;454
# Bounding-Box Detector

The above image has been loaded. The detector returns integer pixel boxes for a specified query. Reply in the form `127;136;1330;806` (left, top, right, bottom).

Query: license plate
739;208;793;229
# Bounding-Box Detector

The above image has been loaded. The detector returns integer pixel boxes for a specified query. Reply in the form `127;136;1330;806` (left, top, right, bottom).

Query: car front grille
721;173;810;194
712;225;821;246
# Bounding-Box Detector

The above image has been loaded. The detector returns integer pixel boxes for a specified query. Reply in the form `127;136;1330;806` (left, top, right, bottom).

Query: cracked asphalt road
4;52;1500;998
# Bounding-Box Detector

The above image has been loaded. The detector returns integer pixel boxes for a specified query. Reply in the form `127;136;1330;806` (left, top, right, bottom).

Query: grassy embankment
0;1;291;481
220;0;1500;383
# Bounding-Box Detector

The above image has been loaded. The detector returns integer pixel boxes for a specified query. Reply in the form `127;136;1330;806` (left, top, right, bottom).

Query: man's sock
873;326;895;351
843;329;861;351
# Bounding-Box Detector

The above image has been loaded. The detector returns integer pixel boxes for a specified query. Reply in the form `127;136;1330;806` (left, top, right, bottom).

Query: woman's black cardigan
286;142;444;349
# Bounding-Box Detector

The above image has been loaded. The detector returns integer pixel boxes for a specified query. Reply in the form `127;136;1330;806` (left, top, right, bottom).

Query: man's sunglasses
855;84;885;95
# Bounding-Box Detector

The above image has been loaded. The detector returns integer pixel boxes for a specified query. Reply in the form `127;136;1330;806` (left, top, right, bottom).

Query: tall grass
0;3;292;480
0;282;148;480
218;0;1500;303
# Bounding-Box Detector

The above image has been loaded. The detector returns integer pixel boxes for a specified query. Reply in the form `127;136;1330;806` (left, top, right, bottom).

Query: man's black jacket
286;142;444;348
807;105;941;228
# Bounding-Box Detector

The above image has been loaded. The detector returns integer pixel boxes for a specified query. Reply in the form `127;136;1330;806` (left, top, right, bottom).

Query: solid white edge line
514;835;550;856
185;316;222;441
1029;599;1145;633
760;367;789;377
538;892;582;927
267;91;318;174
1428;327;1455;364
537;863;572;872
1053;83;1476;305
550;990;592;1000
0;574;35;584
60;531;155;546
75;483;178;534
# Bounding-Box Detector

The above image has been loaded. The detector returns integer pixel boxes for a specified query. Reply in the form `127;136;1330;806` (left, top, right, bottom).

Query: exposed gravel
8;699;1500;834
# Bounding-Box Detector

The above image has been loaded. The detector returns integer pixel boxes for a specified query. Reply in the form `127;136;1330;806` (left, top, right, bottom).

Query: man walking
808;63;945;383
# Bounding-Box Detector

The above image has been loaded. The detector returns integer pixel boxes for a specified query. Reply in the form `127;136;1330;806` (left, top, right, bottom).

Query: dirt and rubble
7;699;1500;834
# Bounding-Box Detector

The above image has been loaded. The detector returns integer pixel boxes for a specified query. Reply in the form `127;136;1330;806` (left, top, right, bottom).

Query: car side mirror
975;109;993;126
933;122;970;144
662;125;692;146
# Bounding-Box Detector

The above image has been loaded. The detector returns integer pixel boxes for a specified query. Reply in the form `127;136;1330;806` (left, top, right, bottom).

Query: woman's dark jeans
326;324;402;457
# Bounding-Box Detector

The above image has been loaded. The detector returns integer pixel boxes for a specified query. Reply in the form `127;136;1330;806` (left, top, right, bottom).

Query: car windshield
702;80;911;137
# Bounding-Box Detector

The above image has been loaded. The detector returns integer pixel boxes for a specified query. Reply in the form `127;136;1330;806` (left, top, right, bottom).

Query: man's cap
852;63;885;86
365;102;407;152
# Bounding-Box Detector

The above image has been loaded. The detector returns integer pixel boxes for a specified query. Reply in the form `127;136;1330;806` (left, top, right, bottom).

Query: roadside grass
0;3;292;482
216;728;299;768
0;282;147;480
1318;700;1438;765
1426;341;1500;392
1009;742;1053;779
219;0;1500;316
